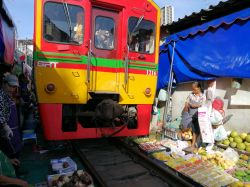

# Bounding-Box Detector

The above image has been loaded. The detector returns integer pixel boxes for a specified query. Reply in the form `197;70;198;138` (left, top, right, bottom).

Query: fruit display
138;142;166;153
232;154;250;183
164;157;188;169
162;153;202;170
237;159;250;168
229;181;250;187
200;152;235;170
152;152;172;162
130;134;250;187
48;170;93;187
177;160;237;187
233;169;250;182
132;137;156;144
181;129;193;140
240;154;249;162
220;131;250;154
194;147;207;155
160;138;178;148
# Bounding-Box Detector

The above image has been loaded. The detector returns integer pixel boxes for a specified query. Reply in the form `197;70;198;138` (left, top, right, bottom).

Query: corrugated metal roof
164;8;250;45
161;0;250;34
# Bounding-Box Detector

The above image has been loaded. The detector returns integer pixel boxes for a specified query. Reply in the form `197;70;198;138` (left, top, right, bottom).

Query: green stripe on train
34;52;158;71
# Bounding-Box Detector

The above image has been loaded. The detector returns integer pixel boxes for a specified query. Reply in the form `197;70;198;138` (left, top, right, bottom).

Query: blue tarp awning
158;8;250;90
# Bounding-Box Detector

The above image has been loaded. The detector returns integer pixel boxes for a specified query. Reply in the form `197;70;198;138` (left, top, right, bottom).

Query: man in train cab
95;23;114;49
95;23;104;48
106;28;114;49
73;12;83;44
0;150;28;187
129;35;139;52
139;29;154;54
145;29;155;54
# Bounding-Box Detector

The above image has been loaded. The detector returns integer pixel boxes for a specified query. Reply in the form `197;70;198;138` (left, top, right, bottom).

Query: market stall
145;1;250;186
157;1;250;133
130;131;250;187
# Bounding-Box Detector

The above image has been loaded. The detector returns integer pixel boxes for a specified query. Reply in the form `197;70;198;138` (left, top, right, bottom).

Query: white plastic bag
158;89;168;101
213;125;227;141
222;147;239;163
210;109;223;126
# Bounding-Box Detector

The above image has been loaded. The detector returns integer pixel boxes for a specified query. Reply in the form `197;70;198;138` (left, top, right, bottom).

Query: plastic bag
222;147;239;163
210;109;223;126
213;125;227;141
158;89;168;101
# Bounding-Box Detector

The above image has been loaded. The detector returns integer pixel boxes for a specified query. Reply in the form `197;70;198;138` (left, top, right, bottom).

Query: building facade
160;5;174;26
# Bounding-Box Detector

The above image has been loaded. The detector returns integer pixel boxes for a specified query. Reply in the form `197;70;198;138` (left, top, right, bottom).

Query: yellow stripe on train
35;67;157;104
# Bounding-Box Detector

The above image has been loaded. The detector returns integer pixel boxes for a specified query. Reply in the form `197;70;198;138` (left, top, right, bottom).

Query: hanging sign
198;106;214;144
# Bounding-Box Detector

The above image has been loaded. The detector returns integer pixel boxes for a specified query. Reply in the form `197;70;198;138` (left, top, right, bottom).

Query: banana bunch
181;129;193;140
152;152;172;161
201;153;235;170
195;147;207;155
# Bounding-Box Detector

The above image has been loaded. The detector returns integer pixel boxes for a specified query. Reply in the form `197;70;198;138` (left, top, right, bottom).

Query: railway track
72;138;195;187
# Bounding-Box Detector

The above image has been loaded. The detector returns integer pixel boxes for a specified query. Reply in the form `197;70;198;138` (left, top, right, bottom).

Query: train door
88;8;119;94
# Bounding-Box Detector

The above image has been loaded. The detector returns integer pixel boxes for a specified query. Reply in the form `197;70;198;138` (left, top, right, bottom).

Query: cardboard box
50;157;77;174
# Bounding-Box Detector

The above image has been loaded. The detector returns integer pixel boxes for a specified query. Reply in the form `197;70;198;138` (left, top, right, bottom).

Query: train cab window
94;16;115;50
128;17;155;54
43;2;84;44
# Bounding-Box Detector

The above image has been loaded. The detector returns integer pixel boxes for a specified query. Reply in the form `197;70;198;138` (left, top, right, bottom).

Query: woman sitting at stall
181;82;206;148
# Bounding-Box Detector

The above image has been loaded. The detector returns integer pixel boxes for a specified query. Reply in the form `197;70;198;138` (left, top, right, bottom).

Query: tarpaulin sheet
158;8;250;90
0;17;4;61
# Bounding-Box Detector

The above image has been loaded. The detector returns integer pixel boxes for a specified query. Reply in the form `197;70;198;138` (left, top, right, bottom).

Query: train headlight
45;83;56;94
144;88;151;96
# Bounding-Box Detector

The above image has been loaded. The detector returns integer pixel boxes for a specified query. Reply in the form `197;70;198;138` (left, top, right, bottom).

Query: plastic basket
164;128;179;140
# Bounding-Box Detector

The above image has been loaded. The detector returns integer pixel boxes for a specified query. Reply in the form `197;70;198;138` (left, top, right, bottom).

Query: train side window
43;2;84;44
94;16;115;50
128;17;155;54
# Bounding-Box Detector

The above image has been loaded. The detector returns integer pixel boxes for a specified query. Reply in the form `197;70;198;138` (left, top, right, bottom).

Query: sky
4;0;224;39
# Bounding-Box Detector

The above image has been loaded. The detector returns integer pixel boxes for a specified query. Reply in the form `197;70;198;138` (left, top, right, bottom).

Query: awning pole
163;41;175;129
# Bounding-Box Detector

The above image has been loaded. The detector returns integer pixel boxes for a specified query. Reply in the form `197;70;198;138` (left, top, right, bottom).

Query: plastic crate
164;128;179;140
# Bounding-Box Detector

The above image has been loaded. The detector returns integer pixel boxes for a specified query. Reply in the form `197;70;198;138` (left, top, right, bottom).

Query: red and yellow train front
34;0;160;140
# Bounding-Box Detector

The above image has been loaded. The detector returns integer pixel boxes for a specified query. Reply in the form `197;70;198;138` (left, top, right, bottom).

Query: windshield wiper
128;15;144;46
62;1;73;39
131;15;144;34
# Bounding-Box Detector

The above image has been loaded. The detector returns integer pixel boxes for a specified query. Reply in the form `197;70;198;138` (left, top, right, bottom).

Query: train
0;0;15;68
33;0;160;140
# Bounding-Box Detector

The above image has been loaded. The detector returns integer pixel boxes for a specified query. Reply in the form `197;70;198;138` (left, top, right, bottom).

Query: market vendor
181;82;206;148
0;150;28;187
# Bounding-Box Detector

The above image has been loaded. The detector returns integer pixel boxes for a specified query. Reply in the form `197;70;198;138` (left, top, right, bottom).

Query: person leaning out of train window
181;82;206;148
0;74;22;160
0;150;28;187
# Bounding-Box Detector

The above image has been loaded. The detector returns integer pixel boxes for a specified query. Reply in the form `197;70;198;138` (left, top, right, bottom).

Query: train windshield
43;2;84;44
128;17;155;54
